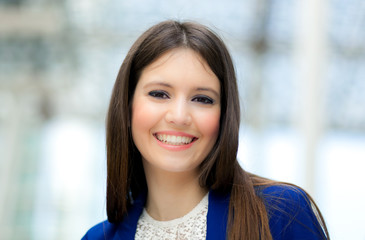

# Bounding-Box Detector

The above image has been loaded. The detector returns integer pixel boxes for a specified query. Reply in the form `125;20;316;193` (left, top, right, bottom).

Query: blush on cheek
132;103;155;131
199;112;220;138
131;103;146;136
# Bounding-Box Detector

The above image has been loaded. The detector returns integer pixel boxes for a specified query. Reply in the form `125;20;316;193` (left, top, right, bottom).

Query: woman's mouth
154;133;197;146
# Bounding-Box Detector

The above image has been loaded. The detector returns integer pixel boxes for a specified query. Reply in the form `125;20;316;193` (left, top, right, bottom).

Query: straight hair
106;20;329;239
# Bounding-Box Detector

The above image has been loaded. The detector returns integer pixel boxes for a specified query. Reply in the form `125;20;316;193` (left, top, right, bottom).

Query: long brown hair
106;20;329;239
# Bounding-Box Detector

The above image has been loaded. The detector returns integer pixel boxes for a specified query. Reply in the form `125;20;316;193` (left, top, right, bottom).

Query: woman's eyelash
148;90;169;99
192;96;214;104
148;91;214;104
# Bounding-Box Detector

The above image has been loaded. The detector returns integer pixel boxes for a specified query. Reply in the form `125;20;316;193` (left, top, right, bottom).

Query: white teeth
155;134;194;145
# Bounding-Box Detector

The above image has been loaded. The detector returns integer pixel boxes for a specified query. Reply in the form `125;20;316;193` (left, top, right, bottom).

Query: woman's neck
144;167;208;221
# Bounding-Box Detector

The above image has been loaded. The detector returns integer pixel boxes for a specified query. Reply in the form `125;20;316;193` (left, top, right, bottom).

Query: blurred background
0;0;364;239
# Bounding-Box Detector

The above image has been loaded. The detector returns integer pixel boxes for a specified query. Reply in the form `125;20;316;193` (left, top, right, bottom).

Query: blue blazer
82;185;326;239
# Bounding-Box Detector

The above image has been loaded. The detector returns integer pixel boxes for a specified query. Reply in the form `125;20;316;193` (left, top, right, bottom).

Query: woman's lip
154;136;196;151
153;131;198;151
153;131;197;138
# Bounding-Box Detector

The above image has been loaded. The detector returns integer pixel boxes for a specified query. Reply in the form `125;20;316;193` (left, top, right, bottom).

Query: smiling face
131;48;221;175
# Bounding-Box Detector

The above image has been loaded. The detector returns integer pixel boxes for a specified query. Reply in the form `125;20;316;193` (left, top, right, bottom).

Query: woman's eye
192;96;214;104
148;91;169;99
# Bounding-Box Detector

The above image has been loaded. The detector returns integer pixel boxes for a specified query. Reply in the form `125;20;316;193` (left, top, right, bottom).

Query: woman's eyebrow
196;87;220;98
143;81;172;89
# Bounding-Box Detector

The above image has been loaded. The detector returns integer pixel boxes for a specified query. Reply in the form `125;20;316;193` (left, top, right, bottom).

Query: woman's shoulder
81;220;119;240
256;184;327;239
81;192;146;239
256;184;312;222
257;184;308;203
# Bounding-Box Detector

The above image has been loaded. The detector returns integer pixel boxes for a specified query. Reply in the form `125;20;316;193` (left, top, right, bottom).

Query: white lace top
135;193;209;240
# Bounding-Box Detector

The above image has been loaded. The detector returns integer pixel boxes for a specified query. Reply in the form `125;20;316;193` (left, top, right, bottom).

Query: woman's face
131;48;221;175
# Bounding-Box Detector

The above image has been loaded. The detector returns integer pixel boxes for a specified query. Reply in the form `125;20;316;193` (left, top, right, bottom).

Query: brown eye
192;95;214;104
148;91;170;99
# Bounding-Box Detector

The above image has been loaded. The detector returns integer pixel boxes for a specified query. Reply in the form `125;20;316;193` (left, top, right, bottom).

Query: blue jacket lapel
206;190;230;240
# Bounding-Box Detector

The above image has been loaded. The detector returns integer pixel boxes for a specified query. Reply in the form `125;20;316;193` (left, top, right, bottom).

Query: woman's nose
164;99;192;126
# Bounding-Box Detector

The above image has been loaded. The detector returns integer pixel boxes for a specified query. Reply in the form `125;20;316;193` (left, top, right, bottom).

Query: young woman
82;20;329;240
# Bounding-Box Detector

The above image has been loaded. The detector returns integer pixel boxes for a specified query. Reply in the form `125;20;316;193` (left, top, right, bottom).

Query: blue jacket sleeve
81;191;146;240
82;220;119;240
260;185;327;240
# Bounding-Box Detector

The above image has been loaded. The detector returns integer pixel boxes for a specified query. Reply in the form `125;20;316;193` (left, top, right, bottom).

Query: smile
154;133;197;146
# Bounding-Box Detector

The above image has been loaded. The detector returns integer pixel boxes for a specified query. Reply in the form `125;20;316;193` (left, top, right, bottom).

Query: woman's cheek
197;110;220;138
132;101;154;128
